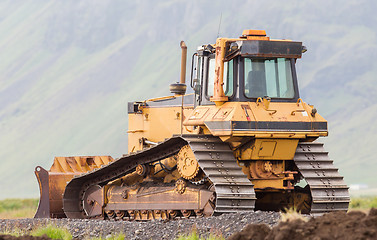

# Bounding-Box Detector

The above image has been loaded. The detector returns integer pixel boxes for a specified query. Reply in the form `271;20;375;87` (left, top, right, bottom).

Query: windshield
244;58;295;99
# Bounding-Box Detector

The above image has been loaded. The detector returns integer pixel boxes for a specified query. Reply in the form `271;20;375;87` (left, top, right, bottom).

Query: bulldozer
35;30;350;220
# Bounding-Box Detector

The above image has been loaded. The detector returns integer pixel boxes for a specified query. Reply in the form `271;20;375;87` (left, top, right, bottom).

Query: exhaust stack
170;41;187;95
180;41;187;84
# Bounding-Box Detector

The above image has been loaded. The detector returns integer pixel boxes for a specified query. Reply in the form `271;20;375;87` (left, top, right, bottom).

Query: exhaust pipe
180;41;187;84
170;41;187;95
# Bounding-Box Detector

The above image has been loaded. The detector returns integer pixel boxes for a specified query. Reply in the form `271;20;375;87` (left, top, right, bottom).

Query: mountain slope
0;0;376;198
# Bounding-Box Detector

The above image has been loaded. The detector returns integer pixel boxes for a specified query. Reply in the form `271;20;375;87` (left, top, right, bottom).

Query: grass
0;225;127;240
0;228;24;237
350;196;377;209
0;198;38;219
176;231;224;240
31;225;72;240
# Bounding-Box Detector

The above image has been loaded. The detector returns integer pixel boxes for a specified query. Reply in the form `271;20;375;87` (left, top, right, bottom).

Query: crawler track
63;137;347;219
184;135;256;213
63;137;186;219
63;135;256;219
293;142;350;215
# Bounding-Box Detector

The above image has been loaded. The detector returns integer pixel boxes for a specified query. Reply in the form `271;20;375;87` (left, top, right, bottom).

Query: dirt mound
0;236;51;240
229;208;377;240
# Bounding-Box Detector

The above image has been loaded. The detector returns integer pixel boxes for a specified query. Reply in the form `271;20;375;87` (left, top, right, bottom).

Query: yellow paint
258;141;277;157
128;96;195;152
210;38;228;104
238;139;298;161
40;29;330;216
183;101;328;138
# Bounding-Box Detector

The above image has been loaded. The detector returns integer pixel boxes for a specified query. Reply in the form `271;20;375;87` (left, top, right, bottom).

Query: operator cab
190;32;304;106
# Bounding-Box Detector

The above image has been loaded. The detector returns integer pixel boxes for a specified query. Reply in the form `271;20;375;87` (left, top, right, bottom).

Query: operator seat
247;70;267;98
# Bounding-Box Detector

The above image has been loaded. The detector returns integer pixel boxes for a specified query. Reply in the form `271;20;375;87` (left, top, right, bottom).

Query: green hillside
0;0;376;199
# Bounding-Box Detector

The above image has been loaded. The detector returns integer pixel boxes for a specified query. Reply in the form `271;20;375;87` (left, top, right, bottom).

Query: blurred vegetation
0;198;38;219
0;228;23;237
177;232;224;240
350;196;377;209
32;225;72;240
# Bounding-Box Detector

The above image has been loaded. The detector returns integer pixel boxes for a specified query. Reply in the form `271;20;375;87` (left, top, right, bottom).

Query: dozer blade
34;166;50;218
34;156;114;218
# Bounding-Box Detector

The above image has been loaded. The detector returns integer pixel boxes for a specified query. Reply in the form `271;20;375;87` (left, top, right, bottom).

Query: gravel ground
0;211;280;239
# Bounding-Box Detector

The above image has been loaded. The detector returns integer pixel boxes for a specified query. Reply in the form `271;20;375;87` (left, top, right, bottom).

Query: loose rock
0;211;280;240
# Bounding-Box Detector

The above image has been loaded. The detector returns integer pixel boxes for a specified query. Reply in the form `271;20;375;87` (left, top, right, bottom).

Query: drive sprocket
177;145;202;180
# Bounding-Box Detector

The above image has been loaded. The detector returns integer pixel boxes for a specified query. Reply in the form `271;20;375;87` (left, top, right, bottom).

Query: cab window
207;59;234;97
207;58;215;97
224;59;234;96
244;58;294;99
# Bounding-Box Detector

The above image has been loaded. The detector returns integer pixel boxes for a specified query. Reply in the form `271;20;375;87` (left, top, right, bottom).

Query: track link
293;142;350;215
63;135;256;219
183;135;256;213
63;137;186;219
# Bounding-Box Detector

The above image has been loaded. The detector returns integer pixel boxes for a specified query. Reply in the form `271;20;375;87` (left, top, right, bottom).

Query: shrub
350;196;377;209
32;225;72;240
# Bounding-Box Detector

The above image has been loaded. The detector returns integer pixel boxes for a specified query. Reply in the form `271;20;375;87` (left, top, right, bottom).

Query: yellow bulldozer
35;30;350;220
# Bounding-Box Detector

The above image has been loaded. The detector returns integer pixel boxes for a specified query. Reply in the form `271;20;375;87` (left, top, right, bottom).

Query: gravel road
0;211;280;239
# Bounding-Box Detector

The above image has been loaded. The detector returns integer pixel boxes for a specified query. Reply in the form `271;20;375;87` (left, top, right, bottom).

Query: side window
207;58;216;97
207;59;233;97
192;55;203;94
197;56;202;84
224;59;234;96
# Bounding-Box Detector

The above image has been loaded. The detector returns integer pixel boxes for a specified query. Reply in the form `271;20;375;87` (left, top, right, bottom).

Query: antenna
217;13;222;38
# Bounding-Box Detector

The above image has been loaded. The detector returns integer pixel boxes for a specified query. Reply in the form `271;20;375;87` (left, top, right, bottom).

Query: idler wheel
83;185;104;217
